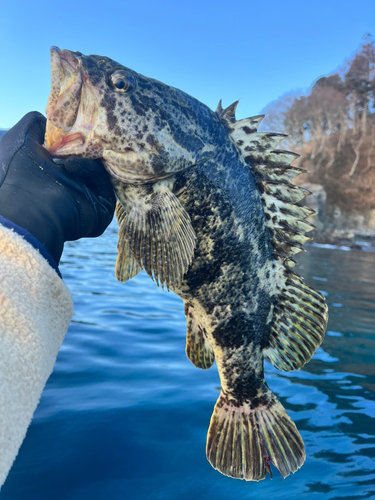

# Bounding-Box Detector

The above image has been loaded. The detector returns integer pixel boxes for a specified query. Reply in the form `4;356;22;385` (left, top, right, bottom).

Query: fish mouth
47;132;85;155
44;47;89;156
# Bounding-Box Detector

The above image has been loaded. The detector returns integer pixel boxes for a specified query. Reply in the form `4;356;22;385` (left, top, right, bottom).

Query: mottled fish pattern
44;47;328;481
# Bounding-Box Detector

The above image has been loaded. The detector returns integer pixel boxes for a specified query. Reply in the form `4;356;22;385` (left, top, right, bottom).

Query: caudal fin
206;392;305;481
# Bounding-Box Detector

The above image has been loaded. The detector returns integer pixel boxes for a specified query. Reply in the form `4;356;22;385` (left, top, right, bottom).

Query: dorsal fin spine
216;100;239;125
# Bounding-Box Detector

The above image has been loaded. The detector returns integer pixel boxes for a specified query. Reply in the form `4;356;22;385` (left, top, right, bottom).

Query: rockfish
44;47;328;481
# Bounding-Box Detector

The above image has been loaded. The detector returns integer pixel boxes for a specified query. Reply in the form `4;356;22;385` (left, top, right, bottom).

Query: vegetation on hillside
262;38;375;212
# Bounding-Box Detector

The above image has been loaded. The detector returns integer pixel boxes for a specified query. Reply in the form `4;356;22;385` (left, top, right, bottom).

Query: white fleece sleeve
0;225;73;488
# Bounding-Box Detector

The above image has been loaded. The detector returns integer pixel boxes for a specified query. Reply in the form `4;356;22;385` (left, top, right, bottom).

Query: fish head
44;47;214;183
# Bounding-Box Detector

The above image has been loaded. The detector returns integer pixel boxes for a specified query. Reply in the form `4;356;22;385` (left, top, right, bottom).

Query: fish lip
50;46;81;82
47;132;85;156
46;47;62;115
59;48;80;73
46;46;82;122
45;47;91;154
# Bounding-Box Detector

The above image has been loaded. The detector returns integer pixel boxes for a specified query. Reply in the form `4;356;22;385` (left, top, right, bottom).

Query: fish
43;46;328;481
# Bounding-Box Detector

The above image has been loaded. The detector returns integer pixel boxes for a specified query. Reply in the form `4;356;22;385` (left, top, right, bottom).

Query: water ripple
1;225;374;500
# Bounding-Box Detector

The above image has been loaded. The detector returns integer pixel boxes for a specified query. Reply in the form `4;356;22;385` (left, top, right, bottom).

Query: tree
261;38;375;212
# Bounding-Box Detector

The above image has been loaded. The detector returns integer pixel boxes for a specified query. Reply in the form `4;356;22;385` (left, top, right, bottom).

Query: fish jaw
44;47;100;158
45;47;82;132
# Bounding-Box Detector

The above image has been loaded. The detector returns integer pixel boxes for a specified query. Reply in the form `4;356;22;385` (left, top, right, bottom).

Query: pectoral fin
116;187;196;290
115;202;143;282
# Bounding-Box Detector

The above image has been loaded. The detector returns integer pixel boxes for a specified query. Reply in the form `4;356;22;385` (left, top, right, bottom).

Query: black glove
0;112;116;265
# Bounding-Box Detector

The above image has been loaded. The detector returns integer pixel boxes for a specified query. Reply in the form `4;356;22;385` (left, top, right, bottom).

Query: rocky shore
302;183;375;252
311;229;375;251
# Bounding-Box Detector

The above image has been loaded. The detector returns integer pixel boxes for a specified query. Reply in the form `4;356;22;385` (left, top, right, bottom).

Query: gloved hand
0;112;116;265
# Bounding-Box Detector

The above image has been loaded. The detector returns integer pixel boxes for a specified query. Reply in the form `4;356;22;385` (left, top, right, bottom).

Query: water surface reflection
1;227;374;499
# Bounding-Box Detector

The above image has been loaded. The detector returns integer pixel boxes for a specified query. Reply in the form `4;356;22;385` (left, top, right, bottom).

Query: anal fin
185;304;214;370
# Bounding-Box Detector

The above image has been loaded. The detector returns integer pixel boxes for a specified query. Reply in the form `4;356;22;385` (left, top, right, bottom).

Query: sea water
2;222;374;499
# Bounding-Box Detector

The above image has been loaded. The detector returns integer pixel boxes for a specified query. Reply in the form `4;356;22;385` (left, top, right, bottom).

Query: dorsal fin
215;99;239;125
215;99;224;115
218;104;328;371
231;116;268;131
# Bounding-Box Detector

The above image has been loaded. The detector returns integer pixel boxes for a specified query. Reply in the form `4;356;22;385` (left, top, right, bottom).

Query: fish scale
43;46;328;483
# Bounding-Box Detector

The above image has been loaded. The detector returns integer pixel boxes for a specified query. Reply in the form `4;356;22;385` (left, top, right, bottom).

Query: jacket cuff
0;216;61;277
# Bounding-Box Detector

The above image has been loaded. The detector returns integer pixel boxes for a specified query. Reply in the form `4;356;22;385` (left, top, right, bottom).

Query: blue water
2;222;375;499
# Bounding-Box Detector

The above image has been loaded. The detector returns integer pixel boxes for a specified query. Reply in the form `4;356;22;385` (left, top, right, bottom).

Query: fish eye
108;70;136;93
114;78;126;89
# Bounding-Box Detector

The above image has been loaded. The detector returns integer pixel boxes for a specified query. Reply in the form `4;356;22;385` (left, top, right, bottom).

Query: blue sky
1;0;374;129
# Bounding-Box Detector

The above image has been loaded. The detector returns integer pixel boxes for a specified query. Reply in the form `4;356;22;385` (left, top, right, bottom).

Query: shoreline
309;229;375;252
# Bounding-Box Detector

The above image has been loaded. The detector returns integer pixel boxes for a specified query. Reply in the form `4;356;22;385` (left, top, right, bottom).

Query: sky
1;0;374;129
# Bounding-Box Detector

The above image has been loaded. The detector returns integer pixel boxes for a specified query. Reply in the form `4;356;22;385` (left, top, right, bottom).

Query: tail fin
206;392;305;481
